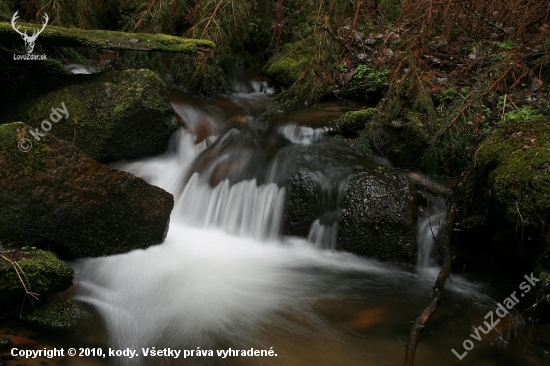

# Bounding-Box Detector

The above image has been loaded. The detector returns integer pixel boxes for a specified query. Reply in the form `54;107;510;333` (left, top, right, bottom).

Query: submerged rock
0;250;73;311
0;122;174;259
283;171;320;238
1;69;178;163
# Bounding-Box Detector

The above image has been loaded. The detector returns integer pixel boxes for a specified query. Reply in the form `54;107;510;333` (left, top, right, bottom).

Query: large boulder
0;122;174;259
0;69;178;163
455;113;550;271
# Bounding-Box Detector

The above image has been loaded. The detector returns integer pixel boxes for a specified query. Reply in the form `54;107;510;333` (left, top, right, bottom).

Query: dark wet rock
337;169;417;263
0;250;73;311
0;122;174;259
22;298;81;328
281;140;417;263
282;171;319;237
0;69;178;163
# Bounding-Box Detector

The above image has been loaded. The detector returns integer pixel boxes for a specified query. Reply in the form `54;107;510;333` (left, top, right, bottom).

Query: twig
460;1;508;33
348;1;362;46
404;206;455;366
201;0;223;39
0;255;40;305
433;66;513;143
313;21;361;63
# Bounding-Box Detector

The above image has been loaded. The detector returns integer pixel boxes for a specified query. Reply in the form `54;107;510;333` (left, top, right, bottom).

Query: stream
3;74;549;366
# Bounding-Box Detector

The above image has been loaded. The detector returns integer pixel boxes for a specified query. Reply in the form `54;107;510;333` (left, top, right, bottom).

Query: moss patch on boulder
462;116;550;227
355;111;431;170
0;250;73;310
263;43;310;86
23;298;81;328
336;109;376;137
1;69;178;163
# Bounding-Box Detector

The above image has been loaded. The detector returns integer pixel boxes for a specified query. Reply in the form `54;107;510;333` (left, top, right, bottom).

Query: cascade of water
277;124;326;145
68;86;504;365
416;191;448;268
176;174;285;240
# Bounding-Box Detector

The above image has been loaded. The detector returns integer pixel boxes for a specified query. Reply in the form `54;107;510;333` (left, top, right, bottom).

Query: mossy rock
0;122;174;259
23;297;81;328
0;250;73;310
462;116;550;227
263;43;310;86
356;111;430;169
336;109;376;137
1;69;178;163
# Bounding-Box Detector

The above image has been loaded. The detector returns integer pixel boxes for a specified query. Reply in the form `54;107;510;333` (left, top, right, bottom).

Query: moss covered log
0;21;214;52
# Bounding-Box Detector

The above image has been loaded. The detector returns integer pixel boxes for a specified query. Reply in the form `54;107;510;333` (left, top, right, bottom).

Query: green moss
0;122;53;177
464;117;550;227
337;109;376;136
0;250;73;294
264;43;311;86
0;21;214;53
23;298;81;328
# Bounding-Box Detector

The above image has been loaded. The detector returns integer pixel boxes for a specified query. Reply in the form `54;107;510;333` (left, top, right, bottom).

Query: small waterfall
278;124;326;145
176;173;285;240
307;220;338;248
416;191;448;268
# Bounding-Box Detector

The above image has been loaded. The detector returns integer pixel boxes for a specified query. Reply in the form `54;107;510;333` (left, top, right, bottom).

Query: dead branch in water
404;205;455;366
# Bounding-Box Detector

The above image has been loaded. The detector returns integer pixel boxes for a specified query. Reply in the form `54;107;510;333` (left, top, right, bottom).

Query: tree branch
404;205;455;366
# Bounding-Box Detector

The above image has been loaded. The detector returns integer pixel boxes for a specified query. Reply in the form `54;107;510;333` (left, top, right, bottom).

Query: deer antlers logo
11;11;49;54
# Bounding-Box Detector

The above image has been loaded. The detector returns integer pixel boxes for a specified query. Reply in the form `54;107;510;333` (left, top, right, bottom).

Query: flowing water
4;76;549;366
